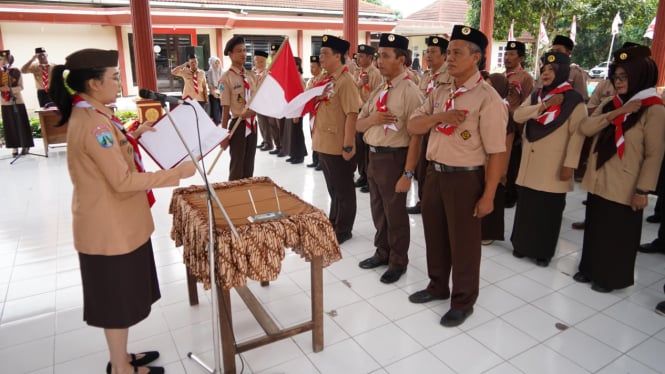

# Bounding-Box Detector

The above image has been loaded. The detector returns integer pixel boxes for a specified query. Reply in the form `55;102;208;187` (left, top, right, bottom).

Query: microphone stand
158;99;238;373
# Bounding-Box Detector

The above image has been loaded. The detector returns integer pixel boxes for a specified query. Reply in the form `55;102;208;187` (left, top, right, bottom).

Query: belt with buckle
432;162;483;173
368;146;408;153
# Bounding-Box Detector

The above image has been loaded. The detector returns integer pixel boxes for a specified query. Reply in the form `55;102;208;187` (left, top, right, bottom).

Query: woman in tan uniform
0;50;34;156
574;45;665;292
50;49;196;374
511;52;586;267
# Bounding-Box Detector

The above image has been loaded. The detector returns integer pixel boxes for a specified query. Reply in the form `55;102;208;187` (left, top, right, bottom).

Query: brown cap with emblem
379;33;409;51
65;49;118;70
321;34;351;54
505;41;526;56
450;25;488;52
358;44;376;55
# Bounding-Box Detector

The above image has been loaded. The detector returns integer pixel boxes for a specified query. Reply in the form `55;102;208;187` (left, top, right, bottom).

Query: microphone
138;88;188;106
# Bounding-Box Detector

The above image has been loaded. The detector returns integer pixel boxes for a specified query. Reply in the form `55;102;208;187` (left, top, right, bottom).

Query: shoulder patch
93;125;114;148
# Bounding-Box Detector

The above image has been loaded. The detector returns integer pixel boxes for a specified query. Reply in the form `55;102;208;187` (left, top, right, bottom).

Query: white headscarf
207;56;223;86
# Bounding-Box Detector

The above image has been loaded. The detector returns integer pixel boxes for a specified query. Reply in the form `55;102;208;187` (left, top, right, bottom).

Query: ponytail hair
49;65;107;126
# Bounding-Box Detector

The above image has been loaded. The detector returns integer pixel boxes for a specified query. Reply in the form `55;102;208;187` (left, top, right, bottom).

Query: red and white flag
250;39;328;119
538;17;550;46
612;11;622;36
645;17;657;39
570;16;577;43
508;19;515;41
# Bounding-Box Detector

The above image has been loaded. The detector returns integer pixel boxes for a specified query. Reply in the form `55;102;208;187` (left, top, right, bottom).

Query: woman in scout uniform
510;52;586;267
50;48;196;374
574;45;665;293
206;55;223;125
0;49;34;157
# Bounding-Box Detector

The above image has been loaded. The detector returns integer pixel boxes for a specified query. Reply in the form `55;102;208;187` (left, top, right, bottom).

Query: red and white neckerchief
426;72;440;96
505;68;523;96
191;70;199;95
376;81;397;134
434;75;483;135
534;81;573;125
73;95;155;207
611;87;664;159
231;67;256;137
1;67;9;101
41;65;49;92
359;70;370;93
310;66;348;130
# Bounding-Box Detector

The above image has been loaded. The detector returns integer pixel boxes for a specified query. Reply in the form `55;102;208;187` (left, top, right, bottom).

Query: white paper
138;99;228;169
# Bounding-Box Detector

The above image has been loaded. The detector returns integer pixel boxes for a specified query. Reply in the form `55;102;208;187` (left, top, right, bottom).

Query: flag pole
206;36;291;175
605;34;616;78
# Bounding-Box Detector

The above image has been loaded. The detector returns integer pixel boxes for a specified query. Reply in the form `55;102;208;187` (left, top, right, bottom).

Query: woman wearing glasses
574;45;665;293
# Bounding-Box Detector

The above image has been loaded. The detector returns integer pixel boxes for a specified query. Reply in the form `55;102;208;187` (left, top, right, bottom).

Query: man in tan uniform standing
306;55;326;170
354;44;382;192
220;36;257;181
408;35;452;214
253;50;273;151
550;35;588;101
356;33;424;283
503;41;534;208
171;54;208;107
407;25;508;327
312;35;362;244
20;47;56;107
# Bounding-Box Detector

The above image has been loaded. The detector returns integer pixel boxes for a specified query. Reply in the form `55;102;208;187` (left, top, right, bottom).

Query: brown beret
65;49;118;70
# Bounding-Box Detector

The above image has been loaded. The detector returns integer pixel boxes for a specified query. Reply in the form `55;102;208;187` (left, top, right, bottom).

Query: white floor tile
307;338;380;374
602;299;665;334
495;274;554;302
384;350;455;374
367;289;427;320
330;300;390;336
476;285;526;316
627;337;665;372
467;319;537;359
292;315;349;354
522;266;575;290
596;355;660;374
532;292;597;325
0;335;55;373
241;338;304;373
428;333;502;374
501;304;562;342
354;323;422;366
576;313;649;352
256;355;319;374
395;308;460;348
482;361;524;374
0;312;55;349
511;345;589;374
544;328;621;372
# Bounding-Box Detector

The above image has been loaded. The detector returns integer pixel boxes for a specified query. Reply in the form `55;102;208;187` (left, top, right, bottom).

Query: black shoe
277;153;287;158
408;289;448;304
290;157;304;164
307;162;318;168
358;256;388;269
360;186;369;193
655;301;665;316
647;214;661;223
269;149;281;155
261;145;273;151
573;272;591;283
406;203;421;214
571;221;585;230
512;249;525;259
257;142;266;149
315;164;322;171
535;258;550;267
106;351;160;374
21;148;29;155
639;242;665;254
336;231;352;244
582;200;587;205
286;157;293;162
380;268;406;284
591;283;613;293
354;178;367;187
440;308;473;327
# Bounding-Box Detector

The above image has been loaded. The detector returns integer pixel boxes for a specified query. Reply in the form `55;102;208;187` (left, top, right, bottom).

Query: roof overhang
392;20;455;36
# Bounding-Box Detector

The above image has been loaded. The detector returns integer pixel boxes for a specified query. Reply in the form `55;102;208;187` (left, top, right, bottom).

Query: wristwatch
404;170;415;179
342;145;353;153
635;189;649;195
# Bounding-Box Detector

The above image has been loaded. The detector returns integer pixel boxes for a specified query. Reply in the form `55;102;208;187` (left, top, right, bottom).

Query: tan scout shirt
306;72;326;90
513;101;587;193
406;69;420;86
359;71;424;147
172;67;208;102
569;64;589;101
355;65;382;103
587;79;615;113
411;71;508;166
66;106;183;256
418;64;453;97
24;63;56;90
581;99;665;205
312;65;362;155
220;67;256;118
505;69;534;111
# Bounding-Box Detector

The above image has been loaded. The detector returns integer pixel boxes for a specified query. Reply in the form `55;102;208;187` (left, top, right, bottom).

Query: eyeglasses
613;74;629;82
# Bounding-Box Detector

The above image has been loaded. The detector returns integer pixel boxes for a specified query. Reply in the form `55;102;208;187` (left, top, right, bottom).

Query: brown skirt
78;239;160;328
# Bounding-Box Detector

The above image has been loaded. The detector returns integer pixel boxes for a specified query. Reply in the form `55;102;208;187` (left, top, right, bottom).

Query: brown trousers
228;118;257;181
355;131;369;181
414;132;431;201
256;114;272;148
421;165;484;310
368;149;410;269
267;117;285;150
318;153;357;234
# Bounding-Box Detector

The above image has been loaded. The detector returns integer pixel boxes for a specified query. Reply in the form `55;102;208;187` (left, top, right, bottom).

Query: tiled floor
2;133;665;374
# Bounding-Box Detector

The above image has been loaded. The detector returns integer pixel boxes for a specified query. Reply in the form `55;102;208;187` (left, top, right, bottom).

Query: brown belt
432;161;483;173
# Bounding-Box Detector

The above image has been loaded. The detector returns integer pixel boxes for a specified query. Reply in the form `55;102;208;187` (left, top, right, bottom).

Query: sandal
106;351;160;374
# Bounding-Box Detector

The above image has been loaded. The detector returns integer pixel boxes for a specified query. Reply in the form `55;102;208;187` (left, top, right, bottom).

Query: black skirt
2;103;34;148
482;183;506;241
510;186;566;260
578;193;641;290
78;239;161;328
